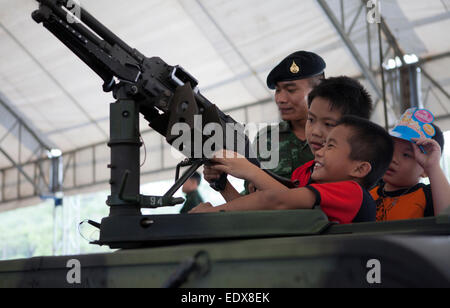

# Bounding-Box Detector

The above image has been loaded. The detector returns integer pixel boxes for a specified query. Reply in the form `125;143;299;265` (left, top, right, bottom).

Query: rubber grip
210;172;228;192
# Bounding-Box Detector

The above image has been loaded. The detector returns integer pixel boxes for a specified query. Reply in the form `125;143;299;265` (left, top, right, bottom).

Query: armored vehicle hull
1;211;449;288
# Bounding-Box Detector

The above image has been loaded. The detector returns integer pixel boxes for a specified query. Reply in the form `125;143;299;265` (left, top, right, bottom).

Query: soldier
204;51;326;198
259;50;326;180
179;172;204;214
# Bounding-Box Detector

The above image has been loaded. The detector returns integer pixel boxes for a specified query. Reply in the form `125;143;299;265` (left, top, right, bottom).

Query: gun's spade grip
210;173;228;192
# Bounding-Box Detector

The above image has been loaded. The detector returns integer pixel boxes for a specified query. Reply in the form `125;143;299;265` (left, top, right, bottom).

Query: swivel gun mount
32;0;293;248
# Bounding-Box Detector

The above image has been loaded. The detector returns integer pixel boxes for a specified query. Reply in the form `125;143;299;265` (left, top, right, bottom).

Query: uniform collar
279;121;291;133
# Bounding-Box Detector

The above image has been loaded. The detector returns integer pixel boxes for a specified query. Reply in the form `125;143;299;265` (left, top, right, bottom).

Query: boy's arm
413;138;450;215
427;165;450;215
189;187;317;213
221;180;242;202
211;150;289;192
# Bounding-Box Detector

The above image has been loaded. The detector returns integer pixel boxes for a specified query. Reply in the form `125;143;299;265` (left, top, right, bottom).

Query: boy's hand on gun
204;150;255;202
208;150;259;181
203;164;223;184
411;138;442;172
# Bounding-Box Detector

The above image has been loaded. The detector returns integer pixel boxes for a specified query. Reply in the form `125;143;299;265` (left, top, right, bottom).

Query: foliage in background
0;200;54;260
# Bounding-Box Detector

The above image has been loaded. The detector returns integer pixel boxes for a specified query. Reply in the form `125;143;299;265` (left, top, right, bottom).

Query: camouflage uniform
243;121;313;194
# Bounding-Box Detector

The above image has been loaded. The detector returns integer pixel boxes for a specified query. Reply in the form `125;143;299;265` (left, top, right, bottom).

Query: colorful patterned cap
390;108;437;142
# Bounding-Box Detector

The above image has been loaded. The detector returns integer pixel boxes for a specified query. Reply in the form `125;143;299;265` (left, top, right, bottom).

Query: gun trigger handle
210;173;228;192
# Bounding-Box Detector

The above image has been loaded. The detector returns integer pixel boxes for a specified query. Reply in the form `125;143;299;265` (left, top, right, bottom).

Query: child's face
311;125;360;184
382;138;424;188
306;97;343;154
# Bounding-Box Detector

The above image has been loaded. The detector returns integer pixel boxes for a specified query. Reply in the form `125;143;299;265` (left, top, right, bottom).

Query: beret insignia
290;61;300;74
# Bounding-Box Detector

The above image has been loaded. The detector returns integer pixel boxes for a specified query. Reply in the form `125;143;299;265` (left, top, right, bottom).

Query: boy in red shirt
204;76;374;201
191;116;393;224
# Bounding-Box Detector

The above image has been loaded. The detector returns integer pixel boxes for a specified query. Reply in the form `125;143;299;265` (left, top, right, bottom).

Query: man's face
275;79;313;122
382;138;424;189
305;97;343;154
311;125;359;184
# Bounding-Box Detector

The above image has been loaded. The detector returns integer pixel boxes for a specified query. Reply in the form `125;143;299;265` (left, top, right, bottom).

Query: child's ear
351;162;372;179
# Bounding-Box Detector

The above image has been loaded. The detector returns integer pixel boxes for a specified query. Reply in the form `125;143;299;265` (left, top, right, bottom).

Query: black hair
190;171;201;185
337;115;394;189
432;123;445;154
308;76;373;119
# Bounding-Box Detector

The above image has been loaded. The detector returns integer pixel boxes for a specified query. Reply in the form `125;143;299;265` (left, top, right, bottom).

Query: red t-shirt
291;161;376;224
291;160;315;187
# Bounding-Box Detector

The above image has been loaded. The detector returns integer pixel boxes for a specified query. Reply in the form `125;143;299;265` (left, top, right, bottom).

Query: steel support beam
316;0;450;125
179;0;271;98
0;22;108;139
352;50;450;81
0;93;52;202
421;69;450;100
0;148;37;192
316;0;384;101
435;114;450;122
0;94;50;151
378;16;406;65
419;51;450;66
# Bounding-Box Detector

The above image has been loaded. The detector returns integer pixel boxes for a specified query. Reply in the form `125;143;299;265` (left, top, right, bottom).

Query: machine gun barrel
33;0;145;91
35;0;134;58
76;4;141;61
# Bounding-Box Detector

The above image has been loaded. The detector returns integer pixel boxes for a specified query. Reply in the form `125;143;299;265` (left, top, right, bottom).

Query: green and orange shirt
370;182;435;221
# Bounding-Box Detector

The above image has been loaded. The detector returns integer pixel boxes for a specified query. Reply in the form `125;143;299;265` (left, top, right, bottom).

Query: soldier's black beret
267;51;326;89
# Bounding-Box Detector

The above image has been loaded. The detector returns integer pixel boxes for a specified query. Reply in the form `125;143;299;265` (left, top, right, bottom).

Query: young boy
370;123;450;221
203;76;373;200
292;75;373;187
191;116;394;224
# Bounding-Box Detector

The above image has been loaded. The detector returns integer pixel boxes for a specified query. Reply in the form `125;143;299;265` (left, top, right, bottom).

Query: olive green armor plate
0;211;449;288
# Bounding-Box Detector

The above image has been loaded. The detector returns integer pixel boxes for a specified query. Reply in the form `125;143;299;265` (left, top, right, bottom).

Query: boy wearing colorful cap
370;109;450;221
191;116;393;225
